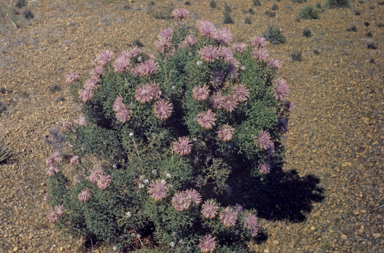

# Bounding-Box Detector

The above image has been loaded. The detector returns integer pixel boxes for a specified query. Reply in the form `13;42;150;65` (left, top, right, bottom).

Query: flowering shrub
46;9;293;252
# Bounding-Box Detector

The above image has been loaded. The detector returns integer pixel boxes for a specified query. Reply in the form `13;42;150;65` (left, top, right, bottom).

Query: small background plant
299;5;320;19
325;0;351;8
263;26;286;44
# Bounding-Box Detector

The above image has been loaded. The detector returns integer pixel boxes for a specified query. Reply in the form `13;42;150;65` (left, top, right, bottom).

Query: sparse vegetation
326;0;351;8
302;28;312;37
292;0;307;4
346;25;357;32
299;5;320;19
210;0;217;8
263;26;286;44
367;42;378;49
252;0;261;6
23;9;34;20
291;51;303;61
245;17;252;24
0;137;10;164
266;11;276;17
15;0;26;9
272;3;279;10
223;11;234;24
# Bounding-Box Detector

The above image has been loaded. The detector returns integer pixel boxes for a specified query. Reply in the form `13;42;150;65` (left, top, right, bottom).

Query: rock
341;234;348;240
373;233;381;238
311;226;316;231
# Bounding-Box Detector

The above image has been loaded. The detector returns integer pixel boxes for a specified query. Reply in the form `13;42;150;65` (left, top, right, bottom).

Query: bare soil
0;0;383;252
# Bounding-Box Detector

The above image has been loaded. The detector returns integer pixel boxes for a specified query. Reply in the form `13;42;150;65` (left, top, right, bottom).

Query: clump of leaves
316;3;322;8
266;11;276;17
291;51;302;62
313;49;320;55
0;101;6;116
133;39;144;48
292;0;307;3
326;0;350;8
367;42;378;49
253;0;261;6
245;17;252;24
302;28;312;37
23;9;34;20
346;25;357;32
223;11;234;24
0;138;10;164
299;5;320;19
263;26;286;44
272;3;279;10
225;3;232;12
50;85;61;93
15;0;26;9
210;0;217;8
365;31;373;37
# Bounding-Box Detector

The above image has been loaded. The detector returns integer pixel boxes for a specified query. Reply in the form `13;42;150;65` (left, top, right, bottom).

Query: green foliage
302;28;312;37
48;16;291;252
326;0;351;8
272;3;279;10
291;51;303;62
252;0;261;6
299;5;320;19
210;0;217;8
265;11;276;17
15;0;26;9
223;11;234;24
23;9;34;20
263;26;286;44
245;17;252;24
292;0;307;3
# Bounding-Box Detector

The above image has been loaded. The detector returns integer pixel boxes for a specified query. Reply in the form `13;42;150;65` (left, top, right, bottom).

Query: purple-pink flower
97;174;111;190
46;166;59;177
185;189;202;205
172;191;191;211
273;78;289;100
91;66;104;77
113;54;130;73
197;20;217;38
244;213;259;237
220;207;238;227
227;58;240;79
258;161;271;175
70;155;79;165
221;95;238;112
65;71;80;85
252;48;269;62
216;46;233;63
198;234;216;253
79;87;94;103
232;84;250;102
210;92;225;109
47;205;64;223
84;76;99;91
128;47;141;60
154;99;173;120
254;130;273;150
172;8;189;20
60;118;74;132
218;124;234;141
268;58;282;70
201;199;219;219
250;36;268;48
113;95;132;123
179;35;197;49
198;45;218;63
192;85;210;101
231;43;247;53
197;109;216;129
214;28;232;45
92;50;113;67
46;152;60;166
235;203;244;213
173;136;192;155
88;166;103;183
74;115;87;127
132;59;158;77
135;84;154;103
78;188;92;202
148;180;169;201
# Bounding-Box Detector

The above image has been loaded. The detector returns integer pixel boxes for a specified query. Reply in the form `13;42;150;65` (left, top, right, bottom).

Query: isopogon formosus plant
45;9;294;253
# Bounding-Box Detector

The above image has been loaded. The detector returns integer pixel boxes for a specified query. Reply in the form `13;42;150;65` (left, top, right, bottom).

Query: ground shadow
228;165;324;223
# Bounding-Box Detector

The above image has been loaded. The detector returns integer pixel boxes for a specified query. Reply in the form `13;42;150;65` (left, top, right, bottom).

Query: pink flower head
97;174;111;190
93;50;113;67
47;205;64;223
74;174;82;184
214;28;233;45
235;203;244;213
273;78;289;100
254;130;273;150
135;84;154;103
244;213;259;237
156;37;172;52
226;58;240;79
84;76;99;91
55;205;64;216
46;152;60;166
216;46;233;63
79;87;94;103
148;180;169;201
210;92;225;109
218;124;234;141
202;199;219;219
210;70;224;87
149;82;162;100
258;161;271;175
185;189;202;205
198;45;218;63
128;47;142;60
154;99;173;120
88;166;103;183
74;116;87;127
91;66;104;77
232;84;250;102
172;191;191;211
192;85;210;101
179;35;197;49
172;8;189;20
197;20;217;38
70;155;79;165
282;100;295;112
113;95;124;112
198;234;216;253
222;95;238;112
78;188;92;202
197;109;216;129
252;48;269;62
116;106;133;123
158;28;173;40
46;166;60;177
133;60;158;77
113;55;130;73
61;118;74;132
220;207;238;227
268;58;282;70
231;43;247;53
250;36;268;48
65;71;80;85
173;136;192;155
